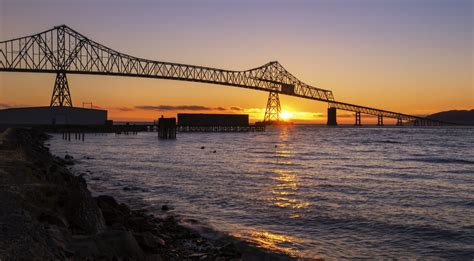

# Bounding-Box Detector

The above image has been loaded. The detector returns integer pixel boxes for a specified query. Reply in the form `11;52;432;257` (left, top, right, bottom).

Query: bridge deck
0;25;444;124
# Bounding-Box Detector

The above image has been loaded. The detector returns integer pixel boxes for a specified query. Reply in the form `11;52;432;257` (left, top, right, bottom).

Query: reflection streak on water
47;126;474;260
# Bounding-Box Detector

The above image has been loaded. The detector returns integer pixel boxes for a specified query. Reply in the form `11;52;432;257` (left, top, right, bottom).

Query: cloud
230;106;242;111
0;103;30;109
113;107;135;112
135;105;230;111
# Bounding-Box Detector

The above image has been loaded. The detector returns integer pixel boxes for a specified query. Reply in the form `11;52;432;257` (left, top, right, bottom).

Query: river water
48;126;474;259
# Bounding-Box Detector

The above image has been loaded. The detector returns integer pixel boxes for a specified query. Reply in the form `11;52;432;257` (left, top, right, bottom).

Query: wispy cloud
113;107;135;112
136;105;227;111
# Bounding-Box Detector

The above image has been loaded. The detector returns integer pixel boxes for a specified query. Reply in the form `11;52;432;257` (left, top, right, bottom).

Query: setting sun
280;110;293;121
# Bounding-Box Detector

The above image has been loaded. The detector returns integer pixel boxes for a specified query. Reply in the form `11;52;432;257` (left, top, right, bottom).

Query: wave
308;214;470;242
368;140;403;144
443;169;474;175
395;158;474;165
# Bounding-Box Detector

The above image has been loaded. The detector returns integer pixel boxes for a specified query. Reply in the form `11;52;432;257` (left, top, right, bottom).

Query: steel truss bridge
1;25;443;126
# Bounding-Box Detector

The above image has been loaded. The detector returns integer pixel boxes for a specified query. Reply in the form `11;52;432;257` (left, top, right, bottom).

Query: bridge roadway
0;25;443;125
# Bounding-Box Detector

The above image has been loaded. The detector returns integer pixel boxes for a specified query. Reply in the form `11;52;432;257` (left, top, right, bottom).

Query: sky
0;0;472;123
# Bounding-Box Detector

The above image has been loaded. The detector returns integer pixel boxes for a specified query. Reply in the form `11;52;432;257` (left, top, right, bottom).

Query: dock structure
158;116;177;139
177;113;265;132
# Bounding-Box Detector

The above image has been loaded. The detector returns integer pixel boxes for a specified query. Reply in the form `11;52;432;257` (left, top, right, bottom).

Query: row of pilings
326;107;445;126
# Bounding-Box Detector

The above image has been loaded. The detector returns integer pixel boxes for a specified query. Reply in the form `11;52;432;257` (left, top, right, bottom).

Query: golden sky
1;0;472;123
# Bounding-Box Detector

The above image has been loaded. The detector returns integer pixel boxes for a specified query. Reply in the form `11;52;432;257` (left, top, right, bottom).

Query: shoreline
0;128;302;260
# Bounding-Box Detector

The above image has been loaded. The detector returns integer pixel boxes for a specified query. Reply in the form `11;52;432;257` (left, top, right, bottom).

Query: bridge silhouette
0;25;442;126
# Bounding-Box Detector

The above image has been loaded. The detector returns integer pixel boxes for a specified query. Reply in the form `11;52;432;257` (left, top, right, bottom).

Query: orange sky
1;0;472;124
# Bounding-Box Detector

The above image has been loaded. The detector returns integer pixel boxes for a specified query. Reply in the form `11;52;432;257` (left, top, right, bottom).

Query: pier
177;113;265;132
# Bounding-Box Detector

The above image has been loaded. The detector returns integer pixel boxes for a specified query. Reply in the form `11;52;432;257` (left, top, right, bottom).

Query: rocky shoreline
0;128;299;260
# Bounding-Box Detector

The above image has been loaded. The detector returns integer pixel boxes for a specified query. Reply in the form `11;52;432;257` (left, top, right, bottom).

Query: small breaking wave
395;158;474;165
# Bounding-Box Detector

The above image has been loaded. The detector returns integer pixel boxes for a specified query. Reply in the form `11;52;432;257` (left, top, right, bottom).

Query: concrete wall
0;107;107;125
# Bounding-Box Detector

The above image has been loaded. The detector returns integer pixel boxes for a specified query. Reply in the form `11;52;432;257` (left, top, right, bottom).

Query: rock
110;222;127;230
123;186;131;191
187;253;206;258
37;212;69;228
126;216;155;232
161;205;169;211
49;164;58;173
96;195;119;209
96;195;126;225
134;231;165;249
68;235;101;258
68;230;145;259
219;242;241;258
63;187;105;234
118;203;131;215
64;154;74;160
201;146;205;149
145;254;164;261
95;230;145;259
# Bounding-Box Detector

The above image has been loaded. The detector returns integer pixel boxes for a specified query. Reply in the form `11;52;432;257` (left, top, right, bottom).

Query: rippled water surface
48;126;474;259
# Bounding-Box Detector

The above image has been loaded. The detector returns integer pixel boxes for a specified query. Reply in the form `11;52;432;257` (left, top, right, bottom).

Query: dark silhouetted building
0;106;107;125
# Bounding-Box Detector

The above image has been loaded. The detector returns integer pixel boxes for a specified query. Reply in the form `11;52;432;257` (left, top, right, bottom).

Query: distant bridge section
0;25;444;125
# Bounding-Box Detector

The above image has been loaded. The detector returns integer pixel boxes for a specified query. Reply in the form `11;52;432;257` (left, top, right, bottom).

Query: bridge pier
377;115;384;126
396;118;403;126
355;112;362;126
327;107;337;126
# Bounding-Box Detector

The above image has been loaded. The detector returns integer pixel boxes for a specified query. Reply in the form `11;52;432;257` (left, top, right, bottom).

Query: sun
280;110;293;121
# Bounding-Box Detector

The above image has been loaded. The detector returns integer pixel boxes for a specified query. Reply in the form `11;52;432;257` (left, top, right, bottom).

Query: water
48;126;474;259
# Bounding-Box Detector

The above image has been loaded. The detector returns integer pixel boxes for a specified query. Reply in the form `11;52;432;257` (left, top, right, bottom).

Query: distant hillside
427;110;474;125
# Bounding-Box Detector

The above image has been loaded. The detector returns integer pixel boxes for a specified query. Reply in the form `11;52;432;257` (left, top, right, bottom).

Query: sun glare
280;110;293;121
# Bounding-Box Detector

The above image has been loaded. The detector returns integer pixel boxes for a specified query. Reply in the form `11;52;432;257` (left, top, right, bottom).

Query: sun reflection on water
270;166;310;210
232;230;303;257
267;128;312;215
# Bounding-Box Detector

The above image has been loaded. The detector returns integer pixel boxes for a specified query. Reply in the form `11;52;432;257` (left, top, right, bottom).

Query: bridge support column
327;107;337;126
50;72;73;107
377;115;384;126
355;112;362;126
396;118;403;126
263;91;281;124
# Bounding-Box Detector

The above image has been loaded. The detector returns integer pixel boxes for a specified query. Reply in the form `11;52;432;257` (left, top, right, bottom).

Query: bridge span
0;25;443;126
